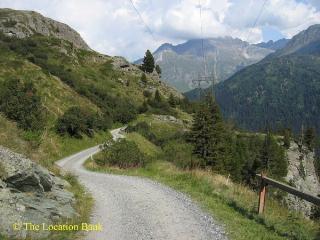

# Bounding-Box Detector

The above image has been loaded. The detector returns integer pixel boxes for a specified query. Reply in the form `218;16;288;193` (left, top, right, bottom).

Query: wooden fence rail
256;173;320;214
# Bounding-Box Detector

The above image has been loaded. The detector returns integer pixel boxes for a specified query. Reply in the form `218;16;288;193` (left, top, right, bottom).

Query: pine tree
142;50;155;73
283;128;291;149
155;64;162;75
189;93;230;170
260;132;288;178
141;73;147;84
168;93;176;108
139;101;149;113
304;127;316;150
154;89;162;103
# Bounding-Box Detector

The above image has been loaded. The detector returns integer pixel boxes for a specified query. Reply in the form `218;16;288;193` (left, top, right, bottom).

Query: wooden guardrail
256;173;320;214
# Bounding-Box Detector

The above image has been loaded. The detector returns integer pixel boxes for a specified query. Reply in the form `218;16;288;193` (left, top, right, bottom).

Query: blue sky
0;0;319;60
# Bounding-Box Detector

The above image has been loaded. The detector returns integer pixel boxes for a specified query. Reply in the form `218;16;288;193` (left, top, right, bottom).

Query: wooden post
258;173;267;214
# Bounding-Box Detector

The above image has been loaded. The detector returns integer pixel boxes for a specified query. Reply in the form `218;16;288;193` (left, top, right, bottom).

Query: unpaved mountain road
56;128;227;240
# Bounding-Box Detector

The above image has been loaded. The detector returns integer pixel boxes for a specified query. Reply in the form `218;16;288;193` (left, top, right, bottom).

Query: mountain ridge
0;8;90;50
210;24;320;133
136;37;273;92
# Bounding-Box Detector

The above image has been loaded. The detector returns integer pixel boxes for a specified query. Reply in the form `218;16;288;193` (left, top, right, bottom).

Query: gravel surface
56;128;227;240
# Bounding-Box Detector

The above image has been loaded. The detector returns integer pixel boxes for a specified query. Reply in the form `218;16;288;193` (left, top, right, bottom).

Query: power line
198;0;208;75
245;0;268;43
128;0;156;41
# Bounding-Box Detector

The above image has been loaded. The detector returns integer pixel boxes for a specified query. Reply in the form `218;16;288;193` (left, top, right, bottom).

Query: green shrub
96;139;146;168
127;122;157;144
163;140;200;169
0;162;7;179
0;78;45;131
56;107;111;138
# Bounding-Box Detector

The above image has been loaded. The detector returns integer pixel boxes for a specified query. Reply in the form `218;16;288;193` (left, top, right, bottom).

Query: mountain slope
0;8;90;49
254;38;289;50
0;8;181;165
214;24;320;133
136;38;273;92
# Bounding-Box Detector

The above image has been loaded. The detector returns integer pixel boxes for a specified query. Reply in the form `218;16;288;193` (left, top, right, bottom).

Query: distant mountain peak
254;38;289;50
270;24;320;57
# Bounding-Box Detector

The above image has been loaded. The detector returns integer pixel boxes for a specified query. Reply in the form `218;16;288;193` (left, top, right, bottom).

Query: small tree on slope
142;50;155;73
189;94;230;170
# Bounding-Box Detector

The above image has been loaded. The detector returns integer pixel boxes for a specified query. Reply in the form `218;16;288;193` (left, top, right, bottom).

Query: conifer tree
155;64;162;75
304;127;316;150
154;89;162;103
283;128;291;149
142;50;155;73
141;73;147;84
168;93;176;108
189;93;230;170
260;132;288;178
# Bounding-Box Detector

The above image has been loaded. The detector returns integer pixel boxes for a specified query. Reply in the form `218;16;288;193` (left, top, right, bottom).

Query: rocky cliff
0;8;90;50
0;146;76;239
285;142;320;217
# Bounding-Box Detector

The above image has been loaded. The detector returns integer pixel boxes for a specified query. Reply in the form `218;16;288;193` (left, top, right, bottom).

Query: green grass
126;132;161;157
85;160;319;240
85;124;319;240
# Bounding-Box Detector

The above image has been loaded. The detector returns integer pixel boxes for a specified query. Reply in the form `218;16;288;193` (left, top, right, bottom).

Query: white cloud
0;0;320;60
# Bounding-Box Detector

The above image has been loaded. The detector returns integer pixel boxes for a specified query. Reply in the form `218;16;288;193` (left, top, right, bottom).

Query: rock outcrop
0;8;90;50
0;146;76;239
285;142;320;217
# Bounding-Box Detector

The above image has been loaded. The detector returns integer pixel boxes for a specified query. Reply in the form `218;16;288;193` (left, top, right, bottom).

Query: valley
0;5;319;240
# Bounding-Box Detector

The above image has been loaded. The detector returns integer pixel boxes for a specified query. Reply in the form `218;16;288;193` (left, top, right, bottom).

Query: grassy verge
84;128;319;240
85;159;319;240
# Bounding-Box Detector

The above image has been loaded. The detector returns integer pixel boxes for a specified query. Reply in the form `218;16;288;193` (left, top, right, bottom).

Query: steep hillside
0;8;90;49
136;37;273;92
215;54;320;132
268;24;320;58
0;8;182;166
186;24;320;133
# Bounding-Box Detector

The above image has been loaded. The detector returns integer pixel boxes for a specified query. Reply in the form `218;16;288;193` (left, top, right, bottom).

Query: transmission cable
244;0;268;44
128;0;156;41
198;0;208;75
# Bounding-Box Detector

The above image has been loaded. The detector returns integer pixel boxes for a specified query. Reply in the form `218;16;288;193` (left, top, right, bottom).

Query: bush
96;139;146;168
56;107;111;138
127;122;157;144
163;140;200;169
0;78;45;131
0;162;7;179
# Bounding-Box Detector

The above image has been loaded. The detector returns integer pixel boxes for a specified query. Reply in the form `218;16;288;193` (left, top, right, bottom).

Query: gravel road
56;128;227;240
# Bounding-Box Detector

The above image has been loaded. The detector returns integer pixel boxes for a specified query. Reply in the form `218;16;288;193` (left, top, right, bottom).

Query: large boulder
0;146;77;239
0;147;53;192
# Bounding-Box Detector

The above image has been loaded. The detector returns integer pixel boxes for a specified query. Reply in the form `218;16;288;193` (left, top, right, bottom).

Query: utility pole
192;73;211;101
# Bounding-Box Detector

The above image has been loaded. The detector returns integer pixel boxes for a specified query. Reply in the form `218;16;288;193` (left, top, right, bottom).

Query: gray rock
0;147;53;192
0;146;76;239
285;142;320;217
0;8;90;50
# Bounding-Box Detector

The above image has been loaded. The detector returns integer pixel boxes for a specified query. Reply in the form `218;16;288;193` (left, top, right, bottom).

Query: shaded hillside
136;37;273;92
214;24;320;133
215;55;320;132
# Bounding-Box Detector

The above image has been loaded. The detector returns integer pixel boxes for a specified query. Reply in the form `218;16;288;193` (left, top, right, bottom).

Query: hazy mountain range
136;37;277;92
186;24;320;133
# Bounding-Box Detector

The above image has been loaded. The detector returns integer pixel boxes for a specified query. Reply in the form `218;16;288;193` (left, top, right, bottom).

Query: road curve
56;128;227;240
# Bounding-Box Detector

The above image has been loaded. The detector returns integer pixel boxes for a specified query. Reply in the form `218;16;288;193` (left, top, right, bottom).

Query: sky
0;0;320;61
